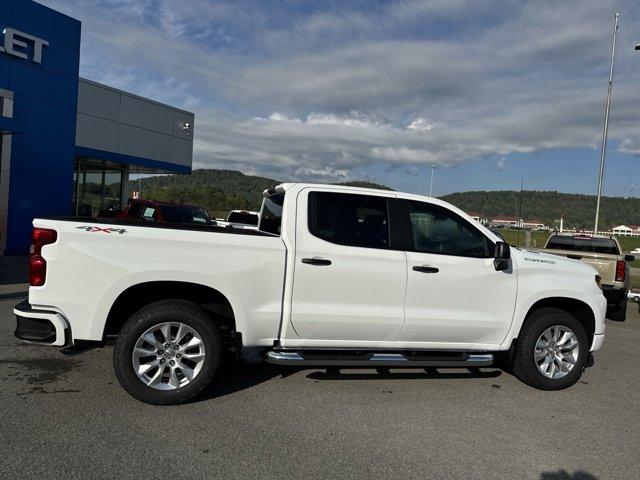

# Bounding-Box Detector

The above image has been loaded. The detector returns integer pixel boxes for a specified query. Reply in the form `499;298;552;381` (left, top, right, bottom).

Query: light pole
428;164;436;196
594;12;620;234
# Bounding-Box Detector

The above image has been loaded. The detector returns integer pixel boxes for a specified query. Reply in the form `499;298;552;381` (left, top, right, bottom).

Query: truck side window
406;200;490;258
309;192;390;249
260;193;285;235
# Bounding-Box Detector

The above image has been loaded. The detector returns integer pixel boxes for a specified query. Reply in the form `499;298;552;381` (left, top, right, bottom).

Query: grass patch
496;229;551;249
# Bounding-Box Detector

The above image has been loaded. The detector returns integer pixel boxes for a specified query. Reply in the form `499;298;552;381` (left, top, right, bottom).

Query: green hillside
135;170;637;229
135;169;392;216
440;190;640;230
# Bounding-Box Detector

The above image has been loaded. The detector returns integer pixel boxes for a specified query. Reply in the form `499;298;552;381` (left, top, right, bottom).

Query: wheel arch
522;297;596;346
103;281;237;342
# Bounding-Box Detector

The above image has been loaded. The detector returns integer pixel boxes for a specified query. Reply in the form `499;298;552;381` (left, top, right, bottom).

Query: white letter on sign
3;28;49;63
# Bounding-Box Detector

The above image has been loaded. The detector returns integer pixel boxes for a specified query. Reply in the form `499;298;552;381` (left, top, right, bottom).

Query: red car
116;199;214;225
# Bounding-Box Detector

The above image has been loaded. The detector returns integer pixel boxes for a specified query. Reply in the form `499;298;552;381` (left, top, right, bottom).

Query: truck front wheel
513;308;588;390
113;300;221;405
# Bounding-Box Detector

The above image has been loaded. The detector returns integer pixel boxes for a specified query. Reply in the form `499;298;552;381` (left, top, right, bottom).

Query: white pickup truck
14;184;607;404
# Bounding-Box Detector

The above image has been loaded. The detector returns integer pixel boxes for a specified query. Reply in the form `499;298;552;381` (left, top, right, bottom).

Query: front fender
502;287;607;349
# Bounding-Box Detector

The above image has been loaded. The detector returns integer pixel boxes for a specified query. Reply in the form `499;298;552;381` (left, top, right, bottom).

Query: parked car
537;233;631;321
627;287;640;302
226;210;259;229
15;183;606;404
629;248;640;255
116;199;214;226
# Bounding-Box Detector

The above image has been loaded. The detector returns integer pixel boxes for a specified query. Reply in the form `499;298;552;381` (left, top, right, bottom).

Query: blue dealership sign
0;0;80;253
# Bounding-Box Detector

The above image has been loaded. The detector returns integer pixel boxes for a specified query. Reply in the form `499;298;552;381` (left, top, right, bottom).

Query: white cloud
41;0;640;183
407;117;435;131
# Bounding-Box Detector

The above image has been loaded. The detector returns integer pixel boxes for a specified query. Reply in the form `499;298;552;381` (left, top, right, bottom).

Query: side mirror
625;254;635;262
494;241;511;271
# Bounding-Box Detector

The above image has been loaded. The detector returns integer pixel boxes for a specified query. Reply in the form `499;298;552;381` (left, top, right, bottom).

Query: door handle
412;265;439;273
302;257;332;266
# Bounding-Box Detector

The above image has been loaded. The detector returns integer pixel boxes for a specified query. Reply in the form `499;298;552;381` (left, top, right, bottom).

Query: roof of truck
550;232;614;239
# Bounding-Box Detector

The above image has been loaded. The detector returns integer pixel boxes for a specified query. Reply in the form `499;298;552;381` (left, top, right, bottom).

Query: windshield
546;236;619;255
227;211;259;226
159;205;211;224
259;193;284;235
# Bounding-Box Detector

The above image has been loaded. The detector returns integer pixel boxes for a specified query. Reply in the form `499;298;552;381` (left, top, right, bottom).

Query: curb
0;283;29;301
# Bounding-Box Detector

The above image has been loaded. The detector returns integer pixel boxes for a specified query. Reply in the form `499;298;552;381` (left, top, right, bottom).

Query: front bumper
590;333;605;352
14;301;70;347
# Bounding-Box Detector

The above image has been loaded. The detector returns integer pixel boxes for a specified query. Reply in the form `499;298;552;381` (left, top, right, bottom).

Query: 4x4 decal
76;226;127;234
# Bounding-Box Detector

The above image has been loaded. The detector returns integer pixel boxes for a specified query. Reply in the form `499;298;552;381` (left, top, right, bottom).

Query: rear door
289;189;406;344
400;199;517;347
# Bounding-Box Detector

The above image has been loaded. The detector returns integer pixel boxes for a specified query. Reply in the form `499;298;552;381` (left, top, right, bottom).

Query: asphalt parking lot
0;293;638;480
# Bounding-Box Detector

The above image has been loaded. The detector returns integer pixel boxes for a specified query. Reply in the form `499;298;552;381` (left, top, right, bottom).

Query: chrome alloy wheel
132;322;206;390
534;325;579;380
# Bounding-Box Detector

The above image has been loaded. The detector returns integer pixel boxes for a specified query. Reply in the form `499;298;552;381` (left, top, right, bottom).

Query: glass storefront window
104;170;123;214
73;160;124;217
83;168;103;215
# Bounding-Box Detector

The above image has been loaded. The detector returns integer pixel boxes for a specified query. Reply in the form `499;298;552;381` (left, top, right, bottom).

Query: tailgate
539;248;617;284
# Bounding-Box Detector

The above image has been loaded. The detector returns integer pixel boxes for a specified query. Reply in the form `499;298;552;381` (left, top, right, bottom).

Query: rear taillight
29;228;57;287
615;260;626;283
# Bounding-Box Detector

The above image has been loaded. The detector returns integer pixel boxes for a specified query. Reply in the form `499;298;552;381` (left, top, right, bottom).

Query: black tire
113;300;221;405
513;307;588;390
607;299;627;322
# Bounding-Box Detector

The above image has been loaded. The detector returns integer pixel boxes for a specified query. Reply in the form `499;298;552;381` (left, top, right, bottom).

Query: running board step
266;351;494;368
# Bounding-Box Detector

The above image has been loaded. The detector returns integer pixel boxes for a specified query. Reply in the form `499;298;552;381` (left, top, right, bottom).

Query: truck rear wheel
113;300;221;405
513;308;588;390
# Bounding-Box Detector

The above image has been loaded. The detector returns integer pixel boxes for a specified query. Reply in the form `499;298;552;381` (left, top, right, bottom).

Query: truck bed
535;248;618;286
28;216;287;346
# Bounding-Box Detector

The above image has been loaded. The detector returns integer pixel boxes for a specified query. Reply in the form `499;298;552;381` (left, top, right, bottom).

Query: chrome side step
266;351;494;367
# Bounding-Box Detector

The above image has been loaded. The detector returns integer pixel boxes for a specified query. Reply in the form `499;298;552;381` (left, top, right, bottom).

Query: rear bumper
13;301;70;347
601;285;627;306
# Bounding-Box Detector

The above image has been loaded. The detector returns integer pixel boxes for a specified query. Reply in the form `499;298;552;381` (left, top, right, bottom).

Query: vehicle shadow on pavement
540;470;598;480
197;362;296;401
306;367;503;381
196;364;504;402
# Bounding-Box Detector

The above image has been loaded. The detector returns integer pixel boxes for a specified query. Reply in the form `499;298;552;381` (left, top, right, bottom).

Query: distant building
466;211;488;225
611;225;640;236
521;219;548;231
490;216;519;228
490;216;548;230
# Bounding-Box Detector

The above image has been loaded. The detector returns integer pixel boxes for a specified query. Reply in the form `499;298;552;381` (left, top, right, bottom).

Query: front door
289;189;406;345
400;200;517;348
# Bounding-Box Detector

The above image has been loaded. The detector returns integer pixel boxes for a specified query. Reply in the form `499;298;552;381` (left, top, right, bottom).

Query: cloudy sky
43;0;640;196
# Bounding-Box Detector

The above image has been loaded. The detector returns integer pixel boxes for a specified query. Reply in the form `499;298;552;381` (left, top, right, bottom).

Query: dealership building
0;0;195;254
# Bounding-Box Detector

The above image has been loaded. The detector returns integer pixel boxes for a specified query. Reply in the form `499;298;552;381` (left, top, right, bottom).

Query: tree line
440;190;640;229
136;170;634;229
